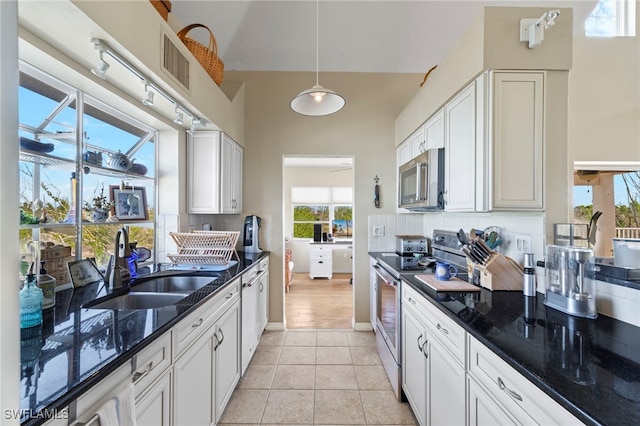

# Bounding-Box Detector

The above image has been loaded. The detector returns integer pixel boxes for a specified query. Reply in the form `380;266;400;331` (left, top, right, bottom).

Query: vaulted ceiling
170;0;598;74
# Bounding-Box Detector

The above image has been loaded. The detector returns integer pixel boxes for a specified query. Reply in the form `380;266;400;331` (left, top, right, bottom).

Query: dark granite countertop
369;252;640;426
20;251;269;425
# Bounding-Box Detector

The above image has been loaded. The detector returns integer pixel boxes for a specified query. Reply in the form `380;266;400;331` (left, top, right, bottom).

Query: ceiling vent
163;34;190;90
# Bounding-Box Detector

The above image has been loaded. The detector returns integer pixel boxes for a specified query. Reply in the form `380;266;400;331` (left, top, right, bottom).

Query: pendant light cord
315;0;319;86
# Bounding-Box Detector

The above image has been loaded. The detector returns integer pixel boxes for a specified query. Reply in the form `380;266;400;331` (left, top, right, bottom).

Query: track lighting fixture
89;38;208;129
141;83;154;106
174;108;184;126
190;117;207;132
91;51;110;79
519;9;561;49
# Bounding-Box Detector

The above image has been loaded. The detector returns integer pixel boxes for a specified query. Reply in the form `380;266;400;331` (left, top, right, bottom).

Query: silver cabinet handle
407;296;416;306
417;334;423;352
132;361;153;384
437;323;449;334
259;282;264;292
192;318;203;328
422;339;429;359
498;377;523;401
226;292;233;299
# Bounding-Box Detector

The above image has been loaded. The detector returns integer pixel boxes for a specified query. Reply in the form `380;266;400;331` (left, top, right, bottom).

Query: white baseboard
353;321;374;331
265;322;285;331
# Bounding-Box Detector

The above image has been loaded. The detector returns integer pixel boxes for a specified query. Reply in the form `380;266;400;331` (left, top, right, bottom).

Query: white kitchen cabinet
401;299;428;426
173;279;241;425
309;244;332;279
486;71;544;210
409;124;427;157
369;256;378;330
187;131;243;214
468;375;518;426
468;335;582;425
444;82;477;211
221;133;243;213
402;283;466;426
136;371;172;426
242;257;270;374
424;109;444;150
214;298;241;422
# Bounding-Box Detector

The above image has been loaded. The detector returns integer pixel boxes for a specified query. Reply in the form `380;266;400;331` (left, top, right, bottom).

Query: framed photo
332;220;353;237
109;185;148;220
67;258;103;288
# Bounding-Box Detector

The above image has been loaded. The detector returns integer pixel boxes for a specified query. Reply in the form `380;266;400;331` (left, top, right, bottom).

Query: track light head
142;84;154;106
91;51;110;79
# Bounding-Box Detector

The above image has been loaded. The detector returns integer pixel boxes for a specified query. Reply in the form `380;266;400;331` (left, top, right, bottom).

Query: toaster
395;235;428;256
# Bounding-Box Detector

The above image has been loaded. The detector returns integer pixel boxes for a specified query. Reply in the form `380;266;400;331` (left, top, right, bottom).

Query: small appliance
544;245;597;319
395;235;428;256
313;223;322;242
243;215;262;254
398;148;445;211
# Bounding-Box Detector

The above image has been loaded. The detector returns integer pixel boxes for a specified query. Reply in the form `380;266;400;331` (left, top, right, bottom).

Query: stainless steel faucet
106;227;132;289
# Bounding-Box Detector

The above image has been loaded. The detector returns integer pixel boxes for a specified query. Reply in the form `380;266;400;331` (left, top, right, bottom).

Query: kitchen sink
130;276;214;293
85;292;189;310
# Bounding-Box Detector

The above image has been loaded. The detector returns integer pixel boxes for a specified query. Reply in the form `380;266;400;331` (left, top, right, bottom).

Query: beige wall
228;71;419;327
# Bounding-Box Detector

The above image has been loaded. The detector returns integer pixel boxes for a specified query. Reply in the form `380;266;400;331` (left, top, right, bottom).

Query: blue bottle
128;242;139;280
20;262;43;329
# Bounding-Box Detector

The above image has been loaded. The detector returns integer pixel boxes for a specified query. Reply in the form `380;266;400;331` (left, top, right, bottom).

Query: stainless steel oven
373;261;402;400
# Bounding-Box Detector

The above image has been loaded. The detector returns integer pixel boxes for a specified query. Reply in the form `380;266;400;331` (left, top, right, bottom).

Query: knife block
475;253;523;291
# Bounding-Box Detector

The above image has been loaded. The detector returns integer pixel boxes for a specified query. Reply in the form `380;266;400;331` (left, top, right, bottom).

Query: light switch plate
372;225;385;237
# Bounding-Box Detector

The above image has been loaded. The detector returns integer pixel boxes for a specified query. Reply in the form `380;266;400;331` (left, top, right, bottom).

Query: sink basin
86;292;189;310
130;276;214;293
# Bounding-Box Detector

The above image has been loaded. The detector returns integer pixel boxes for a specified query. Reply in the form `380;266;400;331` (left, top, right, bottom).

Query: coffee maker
243;215;262;254
543;245;597;319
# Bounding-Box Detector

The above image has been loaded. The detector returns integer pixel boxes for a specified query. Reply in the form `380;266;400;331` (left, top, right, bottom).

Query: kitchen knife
475;238;494;258
462;245;483;264
470;244;489;265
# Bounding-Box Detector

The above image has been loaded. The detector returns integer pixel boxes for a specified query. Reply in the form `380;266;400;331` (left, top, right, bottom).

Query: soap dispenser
20;262;43;328
38;261;56;309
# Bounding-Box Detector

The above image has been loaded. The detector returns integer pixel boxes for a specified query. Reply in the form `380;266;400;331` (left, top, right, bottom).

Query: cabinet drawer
402;282;466;364
133;332;172;396
468;335;582;425
173;278;240;357
310;245;331;254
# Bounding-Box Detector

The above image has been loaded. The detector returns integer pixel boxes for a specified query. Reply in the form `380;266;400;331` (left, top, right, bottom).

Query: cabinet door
445;83;477;211
424;109;444;150
215;301;241;422
397;140;413;168
369;257;378;329
491;72;544;210
409;125;426;157
136;371;171;426
173;328;215;426
257;267;269;334
468;376;518;426
428;338;465;426
242;274;259;375
221;134;238;213
187;131;221;213
232;141;243;212
401;304;428;426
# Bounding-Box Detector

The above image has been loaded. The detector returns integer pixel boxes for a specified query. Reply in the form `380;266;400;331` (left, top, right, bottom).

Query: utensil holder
476;253;524;291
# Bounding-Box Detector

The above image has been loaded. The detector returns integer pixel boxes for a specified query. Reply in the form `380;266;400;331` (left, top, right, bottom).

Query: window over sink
18;62;157;279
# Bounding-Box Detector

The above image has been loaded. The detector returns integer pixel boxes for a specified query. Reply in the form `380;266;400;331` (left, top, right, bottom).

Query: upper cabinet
187;131;243;214
397;70;544;213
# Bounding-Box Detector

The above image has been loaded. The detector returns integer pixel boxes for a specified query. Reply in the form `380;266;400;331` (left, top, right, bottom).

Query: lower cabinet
174;295;241;426
467;375;518;425
309;244;332;279
241;257;269;375
402;284;465;426
136;371;172;426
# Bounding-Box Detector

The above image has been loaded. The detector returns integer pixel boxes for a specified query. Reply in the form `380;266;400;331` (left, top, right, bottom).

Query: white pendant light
290;0;345;116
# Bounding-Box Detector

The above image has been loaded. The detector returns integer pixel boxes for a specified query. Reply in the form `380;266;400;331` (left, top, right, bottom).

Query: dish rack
168;231;239;265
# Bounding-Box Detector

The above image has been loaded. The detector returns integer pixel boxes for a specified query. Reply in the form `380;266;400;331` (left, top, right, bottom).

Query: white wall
0;1;21;422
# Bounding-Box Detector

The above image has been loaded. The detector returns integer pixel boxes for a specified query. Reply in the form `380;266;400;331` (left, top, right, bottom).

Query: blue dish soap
128;242;139;280
20;262;43;329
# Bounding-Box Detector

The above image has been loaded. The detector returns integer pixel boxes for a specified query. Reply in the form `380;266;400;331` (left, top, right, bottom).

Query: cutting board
415;274;480;292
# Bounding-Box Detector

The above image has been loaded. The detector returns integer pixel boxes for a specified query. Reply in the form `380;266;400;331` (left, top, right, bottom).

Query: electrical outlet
372;225;385;237
516;234;532;253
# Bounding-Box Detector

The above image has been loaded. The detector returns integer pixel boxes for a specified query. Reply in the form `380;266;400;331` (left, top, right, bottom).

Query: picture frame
67;258;103;288
109;185;148;220
332;220;353;237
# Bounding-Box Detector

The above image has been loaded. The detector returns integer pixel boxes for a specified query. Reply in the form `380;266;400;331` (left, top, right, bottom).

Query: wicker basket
177;23;224;86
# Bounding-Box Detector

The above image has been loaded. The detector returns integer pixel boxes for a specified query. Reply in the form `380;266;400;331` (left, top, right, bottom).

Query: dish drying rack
168;231;239;265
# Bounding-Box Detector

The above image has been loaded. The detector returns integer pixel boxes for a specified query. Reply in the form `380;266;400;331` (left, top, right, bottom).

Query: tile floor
220;329;418;425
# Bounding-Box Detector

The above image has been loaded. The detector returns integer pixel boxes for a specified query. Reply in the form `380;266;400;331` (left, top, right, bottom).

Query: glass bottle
20;262;43;328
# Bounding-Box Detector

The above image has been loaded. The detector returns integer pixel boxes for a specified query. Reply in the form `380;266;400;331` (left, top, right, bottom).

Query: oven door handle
373;265;398;287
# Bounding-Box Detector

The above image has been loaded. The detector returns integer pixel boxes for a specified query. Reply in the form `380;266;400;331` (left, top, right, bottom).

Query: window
292;186;353;239
585;0;636;37
19;63;156;279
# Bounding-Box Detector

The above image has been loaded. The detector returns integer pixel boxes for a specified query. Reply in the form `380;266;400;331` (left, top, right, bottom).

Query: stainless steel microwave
398;148;445;211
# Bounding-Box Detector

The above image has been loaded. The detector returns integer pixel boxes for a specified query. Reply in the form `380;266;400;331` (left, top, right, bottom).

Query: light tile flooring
220;329;417;425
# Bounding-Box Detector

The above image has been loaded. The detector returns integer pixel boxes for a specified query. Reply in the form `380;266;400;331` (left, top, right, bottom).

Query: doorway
283;156;355;329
